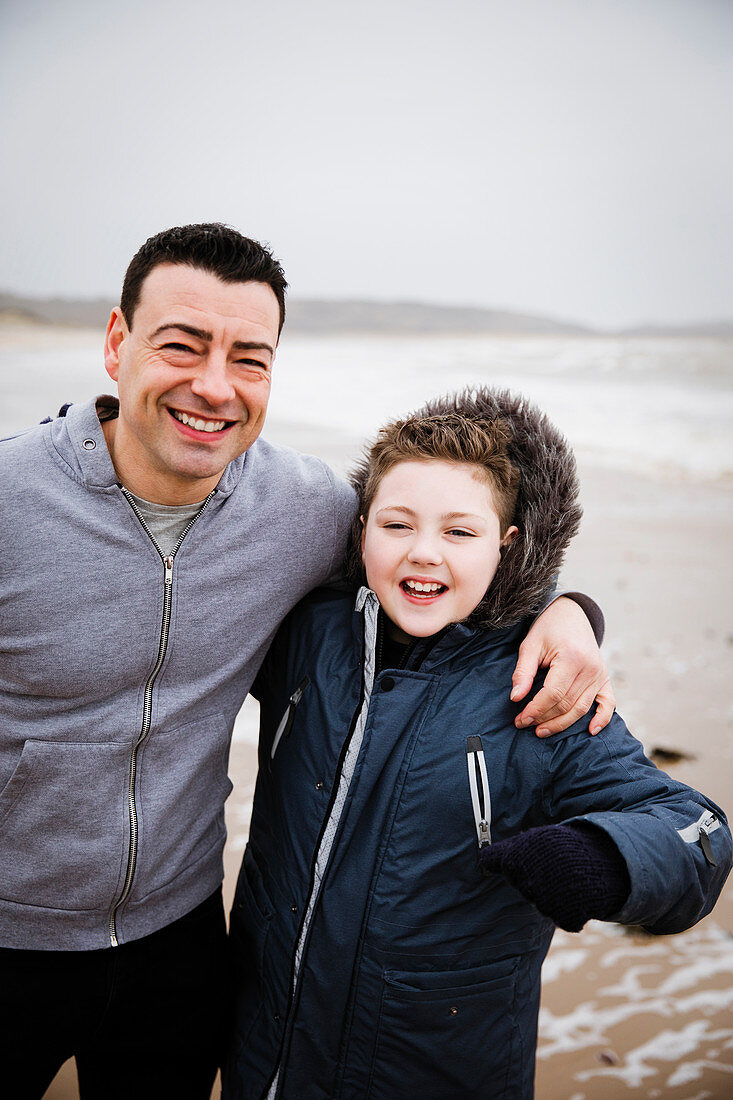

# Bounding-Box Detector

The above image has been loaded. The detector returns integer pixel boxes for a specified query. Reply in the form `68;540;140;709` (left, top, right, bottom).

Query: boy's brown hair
360;412;520;534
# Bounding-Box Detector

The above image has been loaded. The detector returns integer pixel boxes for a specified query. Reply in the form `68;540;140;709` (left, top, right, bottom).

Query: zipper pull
271;677;309;761
291;681;307;707
164;556;174;584
699;822;717;866
466;735;492;848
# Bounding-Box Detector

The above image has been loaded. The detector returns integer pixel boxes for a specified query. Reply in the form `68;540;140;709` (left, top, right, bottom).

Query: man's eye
235;358;270;372
163;342;195;353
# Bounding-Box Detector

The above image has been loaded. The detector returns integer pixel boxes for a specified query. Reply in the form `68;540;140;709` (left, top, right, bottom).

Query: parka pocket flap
384;956;517;999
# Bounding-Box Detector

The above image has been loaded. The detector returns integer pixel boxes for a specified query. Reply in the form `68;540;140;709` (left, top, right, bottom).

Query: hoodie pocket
368;958;519;1100
0;739;130;911
132;712;233;899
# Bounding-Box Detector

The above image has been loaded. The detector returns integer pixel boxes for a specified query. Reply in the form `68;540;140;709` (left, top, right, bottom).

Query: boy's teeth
405;580;442;593
173;411;226;433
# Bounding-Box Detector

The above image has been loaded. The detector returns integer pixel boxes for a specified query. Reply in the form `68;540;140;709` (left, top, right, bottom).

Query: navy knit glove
479;823;631;932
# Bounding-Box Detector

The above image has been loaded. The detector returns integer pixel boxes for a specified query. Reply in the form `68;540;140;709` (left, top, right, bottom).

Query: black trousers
0;889;231;1100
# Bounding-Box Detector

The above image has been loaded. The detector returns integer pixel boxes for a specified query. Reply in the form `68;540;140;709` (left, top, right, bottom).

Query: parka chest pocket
269;676;310;763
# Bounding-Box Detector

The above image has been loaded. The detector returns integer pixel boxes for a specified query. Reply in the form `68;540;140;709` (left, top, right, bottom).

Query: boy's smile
361;459;517;643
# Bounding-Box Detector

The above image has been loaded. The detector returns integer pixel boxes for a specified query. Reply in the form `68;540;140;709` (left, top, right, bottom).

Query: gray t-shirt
126;491;204;557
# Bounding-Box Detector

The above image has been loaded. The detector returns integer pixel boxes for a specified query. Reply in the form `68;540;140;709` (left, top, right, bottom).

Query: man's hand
511;597;615;737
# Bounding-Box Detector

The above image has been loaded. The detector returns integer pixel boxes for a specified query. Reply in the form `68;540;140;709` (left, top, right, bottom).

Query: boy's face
361;459;517;643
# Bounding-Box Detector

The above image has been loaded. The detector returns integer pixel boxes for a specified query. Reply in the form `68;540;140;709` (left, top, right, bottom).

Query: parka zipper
270;677;310;762
108;487;214;947
263;592;379;1100
677;808;721;868
466;735;491;848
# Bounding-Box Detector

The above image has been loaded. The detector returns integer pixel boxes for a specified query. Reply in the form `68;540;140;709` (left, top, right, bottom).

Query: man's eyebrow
150;323;213;342
150;323;274;358
231;340;275;357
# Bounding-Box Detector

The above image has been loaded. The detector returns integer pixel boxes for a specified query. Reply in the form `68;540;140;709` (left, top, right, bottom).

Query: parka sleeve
539;712;732;935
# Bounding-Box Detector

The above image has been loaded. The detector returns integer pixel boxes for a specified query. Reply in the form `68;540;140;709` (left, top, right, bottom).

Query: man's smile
168;408;236;435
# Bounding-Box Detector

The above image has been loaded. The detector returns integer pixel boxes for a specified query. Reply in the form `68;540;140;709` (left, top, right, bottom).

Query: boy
224;387;730;1100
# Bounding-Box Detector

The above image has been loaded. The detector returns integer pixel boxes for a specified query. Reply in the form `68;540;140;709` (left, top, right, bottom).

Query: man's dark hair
120;223;288;334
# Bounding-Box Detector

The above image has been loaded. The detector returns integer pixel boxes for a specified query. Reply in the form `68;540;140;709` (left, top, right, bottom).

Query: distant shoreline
2;291;732;338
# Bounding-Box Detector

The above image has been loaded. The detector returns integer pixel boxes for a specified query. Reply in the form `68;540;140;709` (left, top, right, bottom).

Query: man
0;224;612;1099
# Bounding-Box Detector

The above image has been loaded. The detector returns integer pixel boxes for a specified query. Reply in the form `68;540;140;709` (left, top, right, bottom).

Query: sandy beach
1;322;728;1098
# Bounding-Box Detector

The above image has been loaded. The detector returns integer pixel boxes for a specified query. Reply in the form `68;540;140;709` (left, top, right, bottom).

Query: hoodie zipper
108;487;214;947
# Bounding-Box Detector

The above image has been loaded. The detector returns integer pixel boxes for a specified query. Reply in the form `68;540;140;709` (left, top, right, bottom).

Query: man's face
103;263;280;503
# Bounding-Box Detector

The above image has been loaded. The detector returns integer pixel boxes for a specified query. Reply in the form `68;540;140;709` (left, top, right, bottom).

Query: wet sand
39;441;733;1099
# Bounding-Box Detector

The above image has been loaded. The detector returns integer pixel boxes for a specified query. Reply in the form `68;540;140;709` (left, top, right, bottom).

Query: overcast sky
0;0;730;328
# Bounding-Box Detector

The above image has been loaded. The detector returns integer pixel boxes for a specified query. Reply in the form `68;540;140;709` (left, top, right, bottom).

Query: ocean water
269;334;733;482
2;329;732;481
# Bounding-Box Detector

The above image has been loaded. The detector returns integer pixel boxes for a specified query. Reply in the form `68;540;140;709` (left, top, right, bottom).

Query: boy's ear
501;525;519;549
359;515;366;559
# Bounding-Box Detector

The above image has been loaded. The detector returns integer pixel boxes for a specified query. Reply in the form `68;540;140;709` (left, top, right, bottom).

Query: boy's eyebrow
376;506;486;522
149;323;275;357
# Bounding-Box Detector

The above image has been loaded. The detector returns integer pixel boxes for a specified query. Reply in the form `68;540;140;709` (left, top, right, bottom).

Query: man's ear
104;307;128;383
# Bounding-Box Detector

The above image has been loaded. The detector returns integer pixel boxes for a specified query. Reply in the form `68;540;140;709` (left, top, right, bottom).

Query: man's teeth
404;580;443;593
173;411;226;433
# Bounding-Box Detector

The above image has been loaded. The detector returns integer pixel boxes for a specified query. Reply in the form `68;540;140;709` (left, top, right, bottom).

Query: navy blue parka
225;588;730;1100
225;389;731;1100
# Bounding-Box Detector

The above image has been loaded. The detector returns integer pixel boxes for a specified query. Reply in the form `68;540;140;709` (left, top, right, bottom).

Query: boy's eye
383;522;410;531
447;528;476;538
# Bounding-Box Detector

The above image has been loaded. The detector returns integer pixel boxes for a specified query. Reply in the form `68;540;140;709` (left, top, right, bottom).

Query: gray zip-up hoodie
0;397;356;950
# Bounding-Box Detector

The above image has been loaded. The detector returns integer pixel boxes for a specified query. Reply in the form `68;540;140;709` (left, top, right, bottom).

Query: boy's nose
407;538;442;566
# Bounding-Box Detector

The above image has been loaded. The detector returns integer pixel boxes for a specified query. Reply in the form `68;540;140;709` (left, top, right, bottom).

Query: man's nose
190;355;236;407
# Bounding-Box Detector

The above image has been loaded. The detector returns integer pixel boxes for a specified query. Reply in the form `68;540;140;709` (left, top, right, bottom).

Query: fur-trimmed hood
345;386;582;631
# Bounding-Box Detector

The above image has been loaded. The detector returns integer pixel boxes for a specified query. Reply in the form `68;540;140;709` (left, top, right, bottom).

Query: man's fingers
515;667;582;729
527;676;615;738
535;684;600;737
510;636;544;703
588;681;616;735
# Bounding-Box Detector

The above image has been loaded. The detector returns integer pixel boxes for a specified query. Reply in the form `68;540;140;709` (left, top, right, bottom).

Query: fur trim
345;387;582;630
